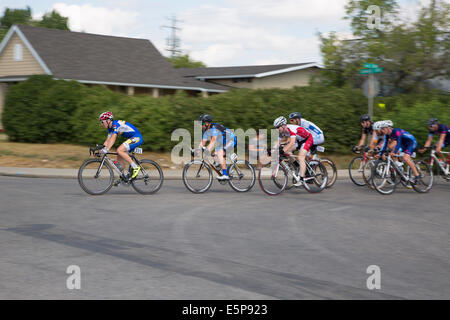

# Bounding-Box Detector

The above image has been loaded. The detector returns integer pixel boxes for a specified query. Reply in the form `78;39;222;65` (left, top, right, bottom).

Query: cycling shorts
122;135;143;152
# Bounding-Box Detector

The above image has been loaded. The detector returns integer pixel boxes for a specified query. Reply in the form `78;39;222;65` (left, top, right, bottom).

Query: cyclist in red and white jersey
274;116;314;186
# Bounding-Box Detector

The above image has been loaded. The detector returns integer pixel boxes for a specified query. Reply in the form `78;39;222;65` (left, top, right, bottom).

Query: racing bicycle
78;144;164;195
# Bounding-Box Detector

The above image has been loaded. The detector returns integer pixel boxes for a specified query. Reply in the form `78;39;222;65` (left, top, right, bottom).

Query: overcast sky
0;0;429;67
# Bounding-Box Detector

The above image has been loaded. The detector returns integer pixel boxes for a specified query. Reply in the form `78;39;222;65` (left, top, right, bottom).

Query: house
0;24;228;129
178;62;323;90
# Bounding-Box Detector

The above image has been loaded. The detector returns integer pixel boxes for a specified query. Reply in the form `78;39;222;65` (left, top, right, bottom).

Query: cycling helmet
273;116;287;128
427;118;438;126
384;120;393;127
99;111;113;121
360;114;371;122
198;114;213;123
373;121;384;131
289;112;302;120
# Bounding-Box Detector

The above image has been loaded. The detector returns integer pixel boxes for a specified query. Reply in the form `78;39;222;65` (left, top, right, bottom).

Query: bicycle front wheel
372;160;397;195
131;159;164;195
348;156;366;186
228;160;255;192
320;158;337;188
362;159;376;190
182;161;213;193
258;162;287;196
78;159;114;195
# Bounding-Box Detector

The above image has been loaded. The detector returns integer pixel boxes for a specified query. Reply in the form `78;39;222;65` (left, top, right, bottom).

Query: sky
0;0;430;67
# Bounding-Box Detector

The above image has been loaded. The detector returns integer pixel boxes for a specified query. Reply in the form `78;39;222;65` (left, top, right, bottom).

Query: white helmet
373;121;384;131
273;116;287;128
384;120;393;127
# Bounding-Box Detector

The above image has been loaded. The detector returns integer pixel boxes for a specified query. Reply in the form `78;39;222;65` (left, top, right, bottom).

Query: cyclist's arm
436;133;446;152
358;131;367;148
423;135;433;148
104;133;117;151
283;136;296;153
206;135;217;153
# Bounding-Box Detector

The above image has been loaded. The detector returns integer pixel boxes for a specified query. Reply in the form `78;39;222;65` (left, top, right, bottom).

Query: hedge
2;75;449;153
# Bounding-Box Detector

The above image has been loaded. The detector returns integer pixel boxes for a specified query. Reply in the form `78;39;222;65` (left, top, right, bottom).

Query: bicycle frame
428;149;450;175
191;149;241;178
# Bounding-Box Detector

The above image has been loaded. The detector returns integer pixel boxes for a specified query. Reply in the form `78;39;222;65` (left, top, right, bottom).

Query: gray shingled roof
15;24;227;91
178;62;318;78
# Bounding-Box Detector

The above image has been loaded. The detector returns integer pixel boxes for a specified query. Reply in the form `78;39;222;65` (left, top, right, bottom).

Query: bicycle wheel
303;160;328;193
362;159;376;190
228;160;255;192
131;159;164;194
258;162;288;196
411;161;433;193
78;159;114;195
182;160;213;193
348;156;366;186
320;158;337;188
372;160;397;195
279;161;297;190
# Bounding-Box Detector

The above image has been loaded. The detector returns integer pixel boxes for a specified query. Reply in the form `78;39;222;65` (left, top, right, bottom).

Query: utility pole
161;15;182;57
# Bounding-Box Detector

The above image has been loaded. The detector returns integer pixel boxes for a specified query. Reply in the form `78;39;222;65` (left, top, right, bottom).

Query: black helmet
289;112;302;120
198;114;213;123
360;114;371;122
427;118;438;126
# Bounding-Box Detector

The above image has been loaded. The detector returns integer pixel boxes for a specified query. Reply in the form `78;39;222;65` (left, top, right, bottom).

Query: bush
2;76;449;153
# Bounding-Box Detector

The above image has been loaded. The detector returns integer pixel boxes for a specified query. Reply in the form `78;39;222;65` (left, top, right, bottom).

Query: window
14;44;23;61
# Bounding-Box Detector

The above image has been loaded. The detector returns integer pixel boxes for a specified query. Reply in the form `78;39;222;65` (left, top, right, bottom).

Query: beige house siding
0;33;46;77
253;68;319;89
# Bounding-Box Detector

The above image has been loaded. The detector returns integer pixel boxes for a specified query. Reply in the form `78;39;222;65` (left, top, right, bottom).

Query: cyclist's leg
402;140;419;177
118;136;143;170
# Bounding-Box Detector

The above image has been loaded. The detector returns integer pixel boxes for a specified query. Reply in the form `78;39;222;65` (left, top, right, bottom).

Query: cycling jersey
381;128;417;155
107;120;143;152
282;124;314;152
429;124;450;147
362;122;374;135
299;118;324;145
202;123;237;152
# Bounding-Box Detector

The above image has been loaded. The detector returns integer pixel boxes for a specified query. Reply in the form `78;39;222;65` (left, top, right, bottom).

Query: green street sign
364;63;379;69
359;67;383;74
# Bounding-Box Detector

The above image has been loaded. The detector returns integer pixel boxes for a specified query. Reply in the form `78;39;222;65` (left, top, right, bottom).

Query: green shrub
2;76;449;153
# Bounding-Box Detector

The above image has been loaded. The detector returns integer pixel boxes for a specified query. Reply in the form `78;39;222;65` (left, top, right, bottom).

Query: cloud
50;3;141;37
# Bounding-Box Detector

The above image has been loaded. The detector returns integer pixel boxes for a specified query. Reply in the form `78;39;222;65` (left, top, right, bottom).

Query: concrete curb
0;166;356;180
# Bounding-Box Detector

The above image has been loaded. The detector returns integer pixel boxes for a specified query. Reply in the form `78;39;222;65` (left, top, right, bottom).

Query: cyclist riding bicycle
197;114;237;181
288;112;325;147
274;116;314;187
378;120;420;184
357;114;374;151
419;118;450;161
99;111;143;179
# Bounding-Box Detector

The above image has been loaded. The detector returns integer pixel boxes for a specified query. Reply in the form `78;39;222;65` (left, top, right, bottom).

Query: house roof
0;25;227;92
178;62;322;79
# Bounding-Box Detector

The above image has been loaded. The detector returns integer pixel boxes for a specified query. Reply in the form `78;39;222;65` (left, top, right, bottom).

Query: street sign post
360;63;383;117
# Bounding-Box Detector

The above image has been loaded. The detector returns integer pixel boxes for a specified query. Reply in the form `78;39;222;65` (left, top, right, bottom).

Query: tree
35;10;69;30
166;54;206;68
0;7;32;29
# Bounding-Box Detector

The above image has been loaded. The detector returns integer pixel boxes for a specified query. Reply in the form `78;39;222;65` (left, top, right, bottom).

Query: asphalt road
0;176;449;299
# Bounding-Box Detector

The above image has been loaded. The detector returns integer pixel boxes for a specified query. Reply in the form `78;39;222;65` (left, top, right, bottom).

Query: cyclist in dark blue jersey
99;111;143;179
419;118;450;164
197;114;236;181
379;120;420;184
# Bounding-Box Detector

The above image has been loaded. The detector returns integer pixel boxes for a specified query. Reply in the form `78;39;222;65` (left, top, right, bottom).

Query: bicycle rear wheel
131;159;164;194
78;159;114;195
348;156;366;186
303;160;328;193
372;160;397;195
228;160;255;192
182;160;213;193
411;161;433;193
258;162;288;195
362;159;376;190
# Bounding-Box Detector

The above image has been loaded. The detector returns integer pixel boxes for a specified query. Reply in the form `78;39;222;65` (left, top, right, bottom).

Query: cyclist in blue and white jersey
379;120;420;184
197;114;237;181
288;112;324;147
99;111;143;179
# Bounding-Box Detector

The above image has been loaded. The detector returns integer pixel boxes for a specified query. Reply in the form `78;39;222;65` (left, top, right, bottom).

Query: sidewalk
0;166;353;180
